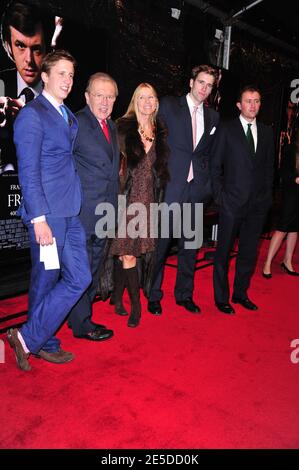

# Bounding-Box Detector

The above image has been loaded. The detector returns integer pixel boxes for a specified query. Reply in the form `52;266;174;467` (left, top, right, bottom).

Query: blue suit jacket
73;105;120;238
158;95;219;204
14;94;81;223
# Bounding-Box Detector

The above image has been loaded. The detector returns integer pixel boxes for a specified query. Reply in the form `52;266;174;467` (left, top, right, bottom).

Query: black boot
125;266;141;327
112;259;128;316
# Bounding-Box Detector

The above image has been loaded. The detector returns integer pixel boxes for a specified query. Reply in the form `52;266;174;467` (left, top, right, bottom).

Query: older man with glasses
67;72;120;341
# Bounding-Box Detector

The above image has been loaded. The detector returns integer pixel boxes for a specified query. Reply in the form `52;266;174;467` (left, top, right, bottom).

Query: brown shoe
7;328;31;371
37;348;74;364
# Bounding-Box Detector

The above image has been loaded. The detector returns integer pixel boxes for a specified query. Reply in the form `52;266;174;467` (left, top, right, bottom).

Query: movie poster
0;1;106;260
0;1;110;299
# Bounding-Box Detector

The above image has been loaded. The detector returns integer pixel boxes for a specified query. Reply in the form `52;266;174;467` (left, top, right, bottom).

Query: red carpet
0;239;298;449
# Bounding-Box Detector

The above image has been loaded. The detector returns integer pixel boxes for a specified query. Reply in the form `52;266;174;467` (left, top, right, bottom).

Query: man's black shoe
215;302;235;314
148;301;162;315
68;321;107;330
74;328;114;341
176;298;201;313
231;296;258;311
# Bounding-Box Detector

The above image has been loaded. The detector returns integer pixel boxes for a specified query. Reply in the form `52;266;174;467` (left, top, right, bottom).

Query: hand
0;96;24;126
295;177;299;185
33;221;53;245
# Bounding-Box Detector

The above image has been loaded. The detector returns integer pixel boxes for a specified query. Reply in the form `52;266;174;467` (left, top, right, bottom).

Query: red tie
101;119;110;143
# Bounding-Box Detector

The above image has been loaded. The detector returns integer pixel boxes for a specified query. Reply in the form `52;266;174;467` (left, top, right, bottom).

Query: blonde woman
110;83;169;327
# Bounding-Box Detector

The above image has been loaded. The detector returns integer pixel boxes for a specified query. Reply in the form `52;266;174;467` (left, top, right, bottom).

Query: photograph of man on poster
0;1;54;174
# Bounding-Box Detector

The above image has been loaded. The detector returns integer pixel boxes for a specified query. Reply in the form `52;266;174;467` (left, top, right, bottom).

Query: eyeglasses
89;93;116;102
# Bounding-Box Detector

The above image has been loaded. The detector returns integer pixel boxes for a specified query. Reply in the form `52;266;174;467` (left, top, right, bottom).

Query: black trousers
149;182;202;303
213;208;267;304
68;235;106;335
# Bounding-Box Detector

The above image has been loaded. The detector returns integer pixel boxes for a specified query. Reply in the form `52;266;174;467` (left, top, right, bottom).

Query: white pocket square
210;126;216;135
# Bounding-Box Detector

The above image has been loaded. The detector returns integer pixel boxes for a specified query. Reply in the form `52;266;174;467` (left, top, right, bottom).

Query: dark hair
238;85;262;102
41;50;77;74
1;1;54;59
191;64;218;82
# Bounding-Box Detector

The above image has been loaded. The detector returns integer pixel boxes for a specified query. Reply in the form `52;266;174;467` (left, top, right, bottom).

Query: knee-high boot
112;258;128;316
125;266;141;327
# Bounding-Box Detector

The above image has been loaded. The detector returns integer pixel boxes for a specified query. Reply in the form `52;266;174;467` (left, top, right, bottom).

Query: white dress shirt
239;114;257;152
17;72;42;103
186;93;204;147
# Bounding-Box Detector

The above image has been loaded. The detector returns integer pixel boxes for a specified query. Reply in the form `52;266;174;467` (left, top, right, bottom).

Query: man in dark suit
210;85;274;314
67;73;119;341
148;65;219;315
7;50;91;371
0;1;54;172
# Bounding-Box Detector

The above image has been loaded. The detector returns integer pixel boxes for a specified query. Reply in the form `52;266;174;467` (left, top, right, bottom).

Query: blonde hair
124;82;159;124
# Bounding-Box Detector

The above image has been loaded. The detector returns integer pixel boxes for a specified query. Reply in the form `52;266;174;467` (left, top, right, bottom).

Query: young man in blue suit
7;50;91;371
210;86;274;314
67;72;119;341
148;64;219;315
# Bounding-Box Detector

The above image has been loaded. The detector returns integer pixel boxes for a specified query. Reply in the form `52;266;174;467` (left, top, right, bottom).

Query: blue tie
60;104;69;124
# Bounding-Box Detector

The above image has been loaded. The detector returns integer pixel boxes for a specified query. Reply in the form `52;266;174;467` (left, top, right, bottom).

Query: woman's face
136;87;157;118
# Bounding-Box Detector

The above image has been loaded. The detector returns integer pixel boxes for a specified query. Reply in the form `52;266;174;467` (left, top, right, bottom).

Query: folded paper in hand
40;237;60;270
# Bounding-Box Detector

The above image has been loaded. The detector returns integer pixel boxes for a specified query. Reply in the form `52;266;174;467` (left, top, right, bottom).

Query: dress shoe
90;321;107;329
36;348;74;364
68;321;107;330
7;328;31;371
262;271;272;279
176;298;201;313
215;302;235;314
281;262;299;276
231;296;258;310
148;300;162;315
74;327;114;341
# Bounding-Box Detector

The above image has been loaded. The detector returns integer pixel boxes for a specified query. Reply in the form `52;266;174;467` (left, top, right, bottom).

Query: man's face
41;59;74;104
237;91;261;121
85;79;117;120
9;25;45;86
189;72;215;105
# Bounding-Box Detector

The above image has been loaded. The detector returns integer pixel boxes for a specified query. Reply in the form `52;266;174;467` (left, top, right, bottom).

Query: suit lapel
84;105;113;162
179;96;193;152
107;119;119;176
195;105;212;152
255;122;265;158
234;118;254;162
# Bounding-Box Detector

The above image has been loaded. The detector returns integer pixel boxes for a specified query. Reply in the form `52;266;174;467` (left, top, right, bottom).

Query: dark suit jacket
14;94;81;222
210;117;275;216
158;95;219;204
74;105;120;238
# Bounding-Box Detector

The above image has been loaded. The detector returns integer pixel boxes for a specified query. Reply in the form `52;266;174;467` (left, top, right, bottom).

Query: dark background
1;0;299;297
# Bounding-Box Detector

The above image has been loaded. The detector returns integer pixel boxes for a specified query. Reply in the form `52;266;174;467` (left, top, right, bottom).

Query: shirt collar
17;72;42;98
239;114;257;129
186;93;203;114
42;90;64;112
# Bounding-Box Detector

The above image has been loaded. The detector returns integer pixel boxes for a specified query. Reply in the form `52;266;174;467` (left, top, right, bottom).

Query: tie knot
247;123;252;129
193;105;198;114
21;87;34;103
